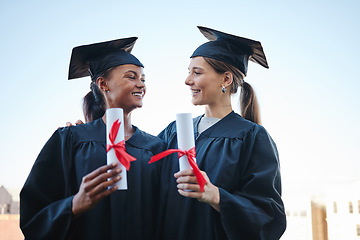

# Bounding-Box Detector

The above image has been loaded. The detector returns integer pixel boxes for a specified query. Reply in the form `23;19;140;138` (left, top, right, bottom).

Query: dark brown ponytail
82;68;115;122
82;83;106;122
203;57;261;125
240;82;261;125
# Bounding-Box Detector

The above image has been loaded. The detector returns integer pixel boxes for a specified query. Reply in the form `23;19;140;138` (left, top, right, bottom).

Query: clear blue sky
0;0;359;198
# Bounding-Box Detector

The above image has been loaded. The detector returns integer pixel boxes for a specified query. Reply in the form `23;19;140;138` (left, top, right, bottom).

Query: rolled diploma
176;113;196;171
106;108;127;190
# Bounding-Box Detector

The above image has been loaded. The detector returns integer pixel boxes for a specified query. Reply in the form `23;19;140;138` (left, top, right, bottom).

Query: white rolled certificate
176;113;196;171
106;108;127;190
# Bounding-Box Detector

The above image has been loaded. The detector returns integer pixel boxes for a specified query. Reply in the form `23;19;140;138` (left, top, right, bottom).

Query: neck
102;111;134;140
122;112;133;136
204;101;233;119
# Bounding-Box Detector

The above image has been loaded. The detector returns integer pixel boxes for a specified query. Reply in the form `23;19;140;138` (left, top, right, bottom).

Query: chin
191;99;203;106
130;100;143;109
133;103;143;109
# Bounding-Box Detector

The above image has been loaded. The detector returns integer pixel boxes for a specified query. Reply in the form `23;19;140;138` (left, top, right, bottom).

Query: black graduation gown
157;111;286;240
20;118;165;240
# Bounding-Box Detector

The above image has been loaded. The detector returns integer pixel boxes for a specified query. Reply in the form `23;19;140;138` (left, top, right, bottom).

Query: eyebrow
124;70;138;75
124;70;145;78
188;67;203;71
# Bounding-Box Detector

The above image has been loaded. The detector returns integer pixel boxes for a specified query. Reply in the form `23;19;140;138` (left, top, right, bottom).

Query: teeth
192;90;200;93
132;93;143;96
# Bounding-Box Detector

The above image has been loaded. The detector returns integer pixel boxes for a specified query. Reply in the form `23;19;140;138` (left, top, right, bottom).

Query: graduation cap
190;26;268;76
68;37;144;80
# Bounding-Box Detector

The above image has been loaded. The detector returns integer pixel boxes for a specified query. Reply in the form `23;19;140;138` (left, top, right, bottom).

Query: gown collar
97;117;139;143
194;111;236;138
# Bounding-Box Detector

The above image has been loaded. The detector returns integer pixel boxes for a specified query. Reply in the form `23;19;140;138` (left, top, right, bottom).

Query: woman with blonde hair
156;26;286;240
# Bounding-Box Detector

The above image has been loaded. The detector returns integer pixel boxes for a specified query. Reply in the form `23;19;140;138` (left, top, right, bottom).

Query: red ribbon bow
149;147;206;192
106;119;136;170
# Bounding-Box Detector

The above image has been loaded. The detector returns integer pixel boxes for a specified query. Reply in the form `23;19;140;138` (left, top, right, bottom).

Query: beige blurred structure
0;186;23;240
325;181;360;240
0;214;23;240
281;195;327;240
0;186;19;214
282;181;360;240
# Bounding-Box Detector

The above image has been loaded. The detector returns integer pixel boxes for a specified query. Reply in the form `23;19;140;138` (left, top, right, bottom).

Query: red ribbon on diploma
149;147;206;192
106;119;136;170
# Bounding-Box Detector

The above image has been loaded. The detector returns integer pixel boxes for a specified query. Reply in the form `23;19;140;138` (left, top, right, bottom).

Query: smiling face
185;57;225;106
99;64;146;113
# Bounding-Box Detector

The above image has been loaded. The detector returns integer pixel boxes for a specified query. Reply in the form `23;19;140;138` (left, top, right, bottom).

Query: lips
191;89;200;96
132;92;144;97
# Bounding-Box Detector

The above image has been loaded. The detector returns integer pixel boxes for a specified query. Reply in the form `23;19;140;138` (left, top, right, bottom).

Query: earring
222;85;226;93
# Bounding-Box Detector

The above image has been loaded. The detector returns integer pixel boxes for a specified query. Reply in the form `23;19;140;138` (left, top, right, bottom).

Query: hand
72;162;122;217
65;119;84;127
175;169;220;212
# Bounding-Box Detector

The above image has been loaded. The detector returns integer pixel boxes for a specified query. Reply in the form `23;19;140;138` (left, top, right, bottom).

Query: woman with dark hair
20;37;165;239
156;27;286;240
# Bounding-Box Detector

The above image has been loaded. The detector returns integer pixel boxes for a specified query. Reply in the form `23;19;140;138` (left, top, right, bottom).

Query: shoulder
231;113;273;141
227;111;256;129
158;120;177;141
163;120;177;133
211;112;257;137
230;114;277;150
159;114;204;136
58;118;105;143
204;112;272;140
129;127;166;155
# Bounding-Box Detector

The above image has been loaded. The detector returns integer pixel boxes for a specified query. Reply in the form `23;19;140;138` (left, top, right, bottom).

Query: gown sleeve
157;121;173;143
20;127;77;240
218;125;286;240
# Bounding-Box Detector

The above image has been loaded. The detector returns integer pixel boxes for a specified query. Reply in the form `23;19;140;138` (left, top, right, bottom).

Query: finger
91;184;119;202
200;171;210;181
89;174;122;197
66;122;73;127
174;169;194;178
177;183;201;192
84;162;119;181
75;120;84;125
85;167;121;191
176;176;198;184
178;189;203;199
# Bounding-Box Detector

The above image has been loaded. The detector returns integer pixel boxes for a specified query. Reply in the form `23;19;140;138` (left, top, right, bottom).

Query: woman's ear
223;71;233;88
97;77;109;92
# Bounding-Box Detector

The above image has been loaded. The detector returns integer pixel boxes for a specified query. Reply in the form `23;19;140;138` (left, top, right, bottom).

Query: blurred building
281;195;327;240
282;180;360;240
325;181;360;240
0;185;23;240
0;185;19;214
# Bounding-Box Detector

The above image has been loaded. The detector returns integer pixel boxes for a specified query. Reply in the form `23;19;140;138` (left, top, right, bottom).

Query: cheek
195;77;207;89
201;79;220;97
111;88;125;101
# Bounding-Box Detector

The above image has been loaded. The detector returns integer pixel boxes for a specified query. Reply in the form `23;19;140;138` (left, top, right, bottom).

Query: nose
137;79;145;89
185;74;193;86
